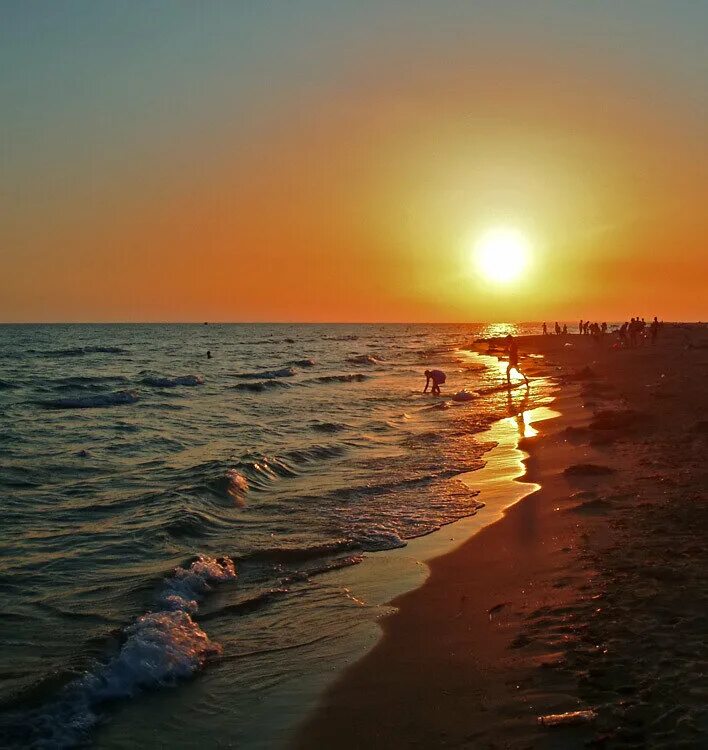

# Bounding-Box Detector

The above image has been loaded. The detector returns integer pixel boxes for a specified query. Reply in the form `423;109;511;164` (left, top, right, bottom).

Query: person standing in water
423;369;446;396
505;335;529;389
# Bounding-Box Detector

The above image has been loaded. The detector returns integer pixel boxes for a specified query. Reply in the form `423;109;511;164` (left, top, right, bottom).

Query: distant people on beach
579;320;583;334
505;335;529;389
650;316;660;344
542;322;547;336
423;369;446;396
619;321;629;348
555;322;561;335
562;324;568;335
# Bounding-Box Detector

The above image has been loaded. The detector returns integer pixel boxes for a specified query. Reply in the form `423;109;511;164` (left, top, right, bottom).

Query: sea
0;322;546;749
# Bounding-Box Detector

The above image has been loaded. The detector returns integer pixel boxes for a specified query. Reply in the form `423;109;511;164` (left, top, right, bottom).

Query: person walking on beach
504;335;529;389
423;369;446;396
542;322;547;336
555;322;561;335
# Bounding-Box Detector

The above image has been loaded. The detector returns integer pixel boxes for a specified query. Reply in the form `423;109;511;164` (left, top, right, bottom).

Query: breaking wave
3;556;236;749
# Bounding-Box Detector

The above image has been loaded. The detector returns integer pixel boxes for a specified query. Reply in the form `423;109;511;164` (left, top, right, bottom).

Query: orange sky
2;3;706;322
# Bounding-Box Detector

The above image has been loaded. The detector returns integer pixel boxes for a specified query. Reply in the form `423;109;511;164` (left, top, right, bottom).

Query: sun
474;227;531;283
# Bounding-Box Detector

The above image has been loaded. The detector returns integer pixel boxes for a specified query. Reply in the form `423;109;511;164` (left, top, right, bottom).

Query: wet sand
293;324;708;749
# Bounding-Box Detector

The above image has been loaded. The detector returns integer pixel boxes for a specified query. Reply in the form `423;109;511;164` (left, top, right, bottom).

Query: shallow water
0;323;542;748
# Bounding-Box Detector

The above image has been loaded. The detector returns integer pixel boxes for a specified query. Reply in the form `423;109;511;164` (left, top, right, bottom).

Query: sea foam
11;556;236;749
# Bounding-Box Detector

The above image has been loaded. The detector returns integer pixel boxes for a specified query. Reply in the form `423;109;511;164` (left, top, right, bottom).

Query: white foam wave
19;556;236;749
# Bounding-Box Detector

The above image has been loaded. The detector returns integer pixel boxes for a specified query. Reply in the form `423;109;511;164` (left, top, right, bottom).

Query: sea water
0;323;542;748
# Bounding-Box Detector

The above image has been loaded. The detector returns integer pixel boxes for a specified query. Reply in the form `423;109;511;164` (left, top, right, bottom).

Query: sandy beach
294;325;708;749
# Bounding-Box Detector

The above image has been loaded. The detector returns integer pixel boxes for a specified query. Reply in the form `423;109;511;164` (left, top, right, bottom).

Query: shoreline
293;327;708;748
292;350;588;748
262;367;562;749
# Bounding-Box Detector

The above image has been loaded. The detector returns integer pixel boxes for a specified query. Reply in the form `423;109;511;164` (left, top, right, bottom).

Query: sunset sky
2;1;706;323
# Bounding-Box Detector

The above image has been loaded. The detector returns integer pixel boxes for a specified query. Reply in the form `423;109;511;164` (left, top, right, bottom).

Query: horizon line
0;319;695;326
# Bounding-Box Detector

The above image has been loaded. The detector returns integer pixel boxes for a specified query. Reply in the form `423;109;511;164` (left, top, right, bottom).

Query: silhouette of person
619;321;629;347
650;316;660;344
542;322;547;336
423;369;446;396
505;335;529;389
207;350;212;359
555;322;561;335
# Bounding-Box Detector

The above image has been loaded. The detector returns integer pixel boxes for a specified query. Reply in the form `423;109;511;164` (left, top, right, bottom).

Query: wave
226;444;345;491
230;380;291;392
355;529;407;551
309;373;369;384
0;378;18;390
51;375;130;391
37;390;139;409
238;539;358;565
162;508;236;539
42;346;128;358
141;375;204;388
346;354;383;365
310;420;349;433
281;554;364;583
289;358;315;367
222;469;248;505
233;455;299;488
198;588;290;622
4;556;236;749
232;367;296;380
283;443;345;464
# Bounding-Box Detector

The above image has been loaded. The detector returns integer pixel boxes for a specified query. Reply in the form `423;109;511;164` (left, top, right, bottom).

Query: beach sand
293;325;708;749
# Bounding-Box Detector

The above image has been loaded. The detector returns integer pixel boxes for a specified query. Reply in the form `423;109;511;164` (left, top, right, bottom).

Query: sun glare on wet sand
474;227;531;284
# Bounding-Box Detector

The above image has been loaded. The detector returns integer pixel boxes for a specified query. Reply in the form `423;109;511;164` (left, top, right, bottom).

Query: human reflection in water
507;389;531;436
